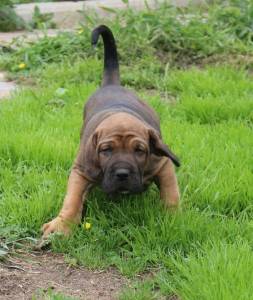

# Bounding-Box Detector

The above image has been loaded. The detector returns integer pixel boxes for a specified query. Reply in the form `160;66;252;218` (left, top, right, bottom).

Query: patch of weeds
0;222;37;260
0;1;26;32
2;1;253;75
29;5;56;30
0;31;93;73
214;0;253;42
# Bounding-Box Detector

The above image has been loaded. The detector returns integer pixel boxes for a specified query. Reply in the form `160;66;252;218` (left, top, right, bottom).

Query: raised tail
91;25;120;86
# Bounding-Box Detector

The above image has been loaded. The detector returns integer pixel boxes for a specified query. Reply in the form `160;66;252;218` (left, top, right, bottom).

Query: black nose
115;168;130;181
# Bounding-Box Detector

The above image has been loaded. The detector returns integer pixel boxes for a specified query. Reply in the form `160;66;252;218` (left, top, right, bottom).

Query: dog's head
84;113;180;195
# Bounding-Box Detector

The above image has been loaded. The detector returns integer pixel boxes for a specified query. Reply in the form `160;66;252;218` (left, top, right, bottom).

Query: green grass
158;242;253;300
1;1;253;299
0;61;252;299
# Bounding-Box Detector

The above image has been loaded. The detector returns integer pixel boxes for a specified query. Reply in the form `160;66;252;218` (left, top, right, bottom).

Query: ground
0;252;126;300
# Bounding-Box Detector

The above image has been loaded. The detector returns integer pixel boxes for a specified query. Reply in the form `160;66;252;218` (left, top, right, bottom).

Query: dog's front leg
156;159;180;209
42;168;91;237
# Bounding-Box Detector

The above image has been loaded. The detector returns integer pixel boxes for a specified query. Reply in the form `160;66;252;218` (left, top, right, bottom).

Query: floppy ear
86;132;102;179
76;131;102;181
149;129;181;167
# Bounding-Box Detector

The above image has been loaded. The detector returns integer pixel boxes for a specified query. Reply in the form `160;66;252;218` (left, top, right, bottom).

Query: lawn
0;1;253;299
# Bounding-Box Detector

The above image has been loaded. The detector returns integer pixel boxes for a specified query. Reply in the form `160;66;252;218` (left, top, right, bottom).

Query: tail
91;25;120;86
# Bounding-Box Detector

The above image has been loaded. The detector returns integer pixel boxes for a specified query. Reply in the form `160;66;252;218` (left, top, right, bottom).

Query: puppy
42;25;180;237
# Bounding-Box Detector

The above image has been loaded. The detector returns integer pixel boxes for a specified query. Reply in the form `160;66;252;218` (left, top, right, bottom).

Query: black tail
91;25;120;86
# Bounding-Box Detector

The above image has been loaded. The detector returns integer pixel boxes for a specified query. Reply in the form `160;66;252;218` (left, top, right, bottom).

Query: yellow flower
18;63;26;69
77;28;84;35
84;222;91;230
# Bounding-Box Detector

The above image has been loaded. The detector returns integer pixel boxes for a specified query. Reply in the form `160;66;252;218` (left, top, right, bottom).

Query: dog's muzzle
102;162;143;195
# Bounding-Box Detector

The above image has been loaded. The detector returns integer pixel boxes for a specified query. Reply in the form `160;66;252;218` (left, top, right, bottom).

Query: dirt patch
0;252;127;300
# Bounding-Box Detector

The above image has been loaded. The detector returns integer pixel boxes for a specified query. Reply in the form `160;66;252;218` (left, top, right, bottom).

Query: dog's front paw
42;216;72;238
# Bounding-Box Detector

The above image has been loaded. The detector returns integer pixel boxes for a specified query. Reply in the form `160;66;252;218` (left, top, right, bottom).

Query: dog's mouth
102;179;143;195
119;188;130;195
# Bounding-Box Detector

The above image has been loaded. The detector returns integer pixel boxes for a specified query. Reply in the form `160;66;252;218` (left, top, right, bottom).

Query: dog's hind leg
156;159;180;209
42;168;92;237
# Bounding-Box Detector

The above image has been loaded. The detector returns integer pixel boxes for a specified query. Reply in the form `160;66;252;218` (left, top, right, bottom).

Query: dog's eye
99;147;112;155
134;148;145;155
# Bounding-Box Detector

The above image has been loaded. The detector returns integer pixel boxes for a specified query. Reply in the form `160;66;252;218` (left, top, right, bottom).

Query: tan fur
42;168;91;236
156;159;180;208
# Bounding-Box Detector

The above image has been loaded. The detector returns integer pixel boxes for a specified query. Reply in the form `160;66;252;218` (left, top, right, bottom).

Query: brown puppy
42;25;180;237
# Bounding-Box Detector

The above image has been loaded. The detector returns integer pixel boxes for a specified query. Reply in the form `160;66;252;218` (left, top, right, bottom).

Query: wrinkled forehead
98;132;148;148
96;113;149;141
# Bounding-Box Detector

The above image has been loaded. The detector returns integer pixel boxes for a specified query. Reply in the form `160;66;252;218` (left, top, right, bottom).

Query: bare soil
0;252;127;300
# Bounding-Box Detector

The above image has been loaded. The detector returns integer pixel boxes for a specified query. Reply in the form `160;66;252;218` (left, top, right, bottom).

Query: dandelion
84;222;91;230
18;63;26;69
77;28;84;35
